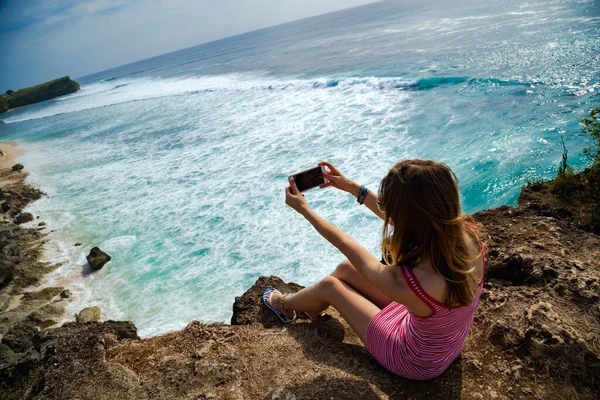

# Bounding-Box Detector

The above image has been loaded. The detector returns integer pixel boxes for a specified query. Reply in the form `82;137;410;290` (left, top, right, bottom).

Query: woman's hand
318;161;356;194
285;179;310;215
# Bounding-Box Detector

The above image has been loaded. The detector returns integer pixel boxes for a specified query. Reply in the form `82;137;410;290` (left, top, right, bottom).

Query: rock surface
232;275;305;326
2;321;38;353
0;163;63;342
76;306;101;323
1;162;599;399
2;196;598;399
86;247;111;270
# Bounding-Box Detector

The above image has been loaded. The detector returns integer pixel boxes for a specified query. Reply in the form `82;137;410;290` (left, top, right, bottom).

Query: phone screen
292;166;325;192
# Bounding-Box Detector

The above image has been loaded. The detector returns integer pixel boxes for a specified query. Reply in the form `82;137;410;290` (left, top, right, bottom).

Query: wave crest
1;74;543;124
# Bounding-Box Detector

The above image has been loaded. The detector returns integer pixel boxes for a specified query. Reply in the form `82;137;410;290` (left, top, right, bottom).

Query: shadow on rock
286;317;463;399
264;376;382;400
233;276;463;399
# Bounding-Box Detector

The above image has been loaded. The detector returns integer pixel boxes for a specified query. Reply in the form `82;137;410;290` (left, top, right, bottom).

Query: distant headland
0;76;80;113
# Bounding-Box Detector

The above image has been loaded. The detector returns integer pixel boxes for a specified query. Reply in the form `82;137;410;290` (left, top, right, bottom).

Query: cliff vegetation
0;77;80;114
522;106;600;234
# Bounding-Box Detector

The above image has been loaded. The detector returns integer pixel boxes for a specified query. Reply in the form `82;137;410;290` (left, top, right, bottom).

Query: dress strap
400;265;445;312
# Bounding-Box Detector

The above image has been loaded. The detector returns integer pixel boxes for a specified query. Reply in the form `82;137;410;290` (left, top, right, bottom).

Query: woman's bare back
403;232;484;315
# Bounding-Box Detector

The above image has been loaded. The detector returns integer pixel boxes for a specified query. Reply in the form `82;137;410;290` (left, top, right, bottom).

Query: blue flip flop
263;287;296;324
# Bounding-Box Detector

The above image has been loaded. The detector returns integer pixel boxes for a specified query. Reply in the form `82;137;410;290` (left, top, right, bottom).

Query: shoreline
0;141;24;170
0;141;70;339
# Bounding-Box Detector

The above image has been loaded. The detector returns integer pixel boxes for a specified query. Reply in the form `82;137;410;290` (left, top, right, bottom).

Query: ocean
0;0;598;337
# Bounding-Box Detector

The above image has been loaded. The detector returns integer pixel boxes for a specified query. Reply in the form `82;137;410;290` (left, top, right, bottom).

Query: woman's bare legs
267;275;380;344
331;259;394;309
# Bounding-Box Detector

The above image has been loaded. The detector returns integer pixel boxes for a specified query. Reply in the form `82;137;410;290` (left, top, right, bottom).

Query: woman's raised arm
285;180;405;302
318;161;386;221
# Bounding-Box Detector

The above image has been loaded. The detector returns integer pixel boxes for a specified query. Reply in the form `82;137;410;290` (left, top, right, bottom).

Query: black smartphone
289;166;327;192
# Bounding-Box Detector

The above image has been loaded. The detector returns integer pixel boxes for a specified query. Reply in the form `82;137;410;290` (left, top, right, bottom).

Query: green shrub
551;166;587;195
5;89;14;95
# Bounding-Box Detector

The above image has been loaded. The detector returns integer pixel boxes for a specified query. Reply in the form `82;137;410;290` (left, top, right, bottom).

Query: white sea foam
16;73;419;336
16;67;586;337
1;75;432;124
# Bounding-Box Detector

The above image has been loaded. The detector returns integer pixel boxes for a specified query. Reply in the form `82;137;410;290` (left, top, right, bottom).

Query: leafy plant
582;107;600;169
551;165;586;195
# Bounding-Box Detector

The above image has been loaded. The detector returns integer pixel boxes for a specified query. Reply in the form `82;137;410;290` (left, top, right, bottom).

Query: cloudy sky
0;0;376;92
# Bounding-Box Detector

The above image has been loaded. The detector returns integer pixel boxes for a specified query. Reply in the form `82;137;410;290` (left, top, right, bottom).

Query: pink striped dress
365;260;485;380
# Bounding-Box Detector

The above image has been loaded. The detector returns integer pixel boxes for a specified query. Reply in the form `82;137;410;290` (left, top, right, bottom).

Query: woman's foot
264;289;296;321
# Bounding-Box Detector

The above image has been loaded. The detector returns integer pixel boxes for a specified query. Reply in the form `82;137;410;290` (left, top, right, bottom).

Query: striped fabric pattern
365;260;485;380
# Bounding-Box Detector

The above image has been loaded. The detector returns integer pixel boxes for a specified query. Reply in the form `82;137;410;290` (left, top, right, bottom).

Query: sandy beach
0;141;23;170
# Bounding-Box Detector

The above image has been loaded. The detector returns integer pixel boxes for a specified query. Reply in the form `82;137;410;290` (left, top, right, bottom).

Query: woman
263;159;486;380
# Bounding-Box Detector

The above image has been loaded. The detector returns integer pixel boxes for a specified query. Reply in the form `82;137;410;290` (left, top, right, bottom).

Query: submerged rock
11;164;24;171
86;247;111;270
76;307;101;323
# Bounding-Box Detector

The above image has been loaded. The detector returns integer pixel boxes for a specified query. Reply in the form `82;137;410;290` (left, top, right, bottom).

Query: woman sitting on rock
263;159;486;380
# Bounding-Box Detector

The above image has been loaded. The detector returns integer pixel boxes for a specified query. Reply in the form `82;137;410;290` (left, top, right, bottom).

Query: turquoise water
0;0;598;337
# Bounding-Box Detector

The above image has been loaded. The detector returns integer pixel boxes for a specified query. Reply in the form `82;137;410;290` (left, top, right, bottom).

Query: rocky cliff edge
1;165;599;399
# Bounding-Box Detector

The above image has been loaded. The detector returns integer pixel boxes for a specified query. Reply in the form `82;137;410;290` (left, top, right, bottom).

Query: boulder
15;212;34;224
60;289;72;299
38;221;46;227
76;307;101;323
231;275;305;327
11;164;24;171
86;247;111;270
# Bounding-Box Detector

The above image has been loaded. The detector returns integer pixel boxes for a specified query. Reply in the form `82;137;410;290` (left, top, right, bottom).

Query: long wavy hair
378;159;484;306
